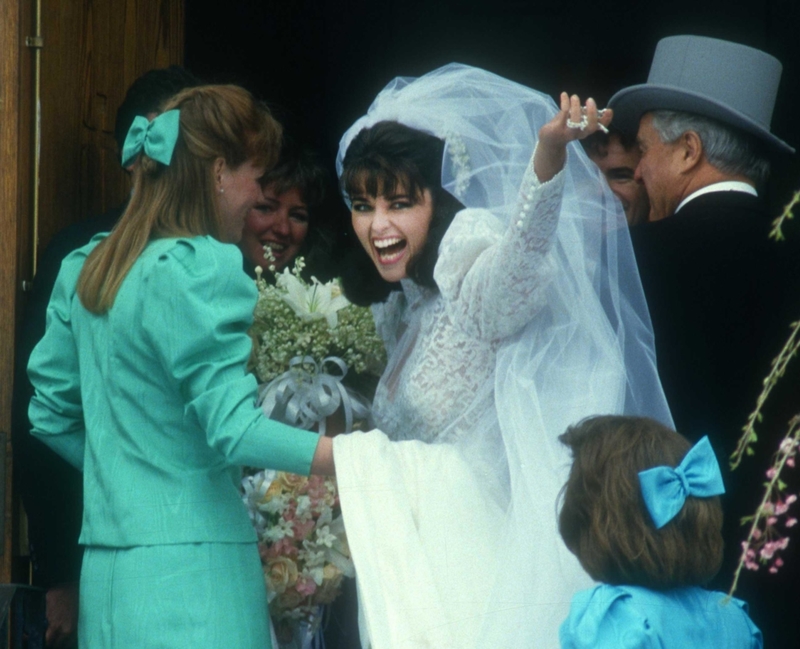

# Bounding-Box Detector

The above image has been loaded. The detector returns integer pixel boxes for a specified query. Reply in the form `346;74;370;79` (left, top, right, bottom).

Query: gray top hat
608;35;794;154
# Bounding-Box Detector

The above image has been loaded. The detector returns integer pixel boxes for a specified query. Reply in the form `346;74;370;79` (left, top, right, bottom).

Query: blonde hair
77;85;282;313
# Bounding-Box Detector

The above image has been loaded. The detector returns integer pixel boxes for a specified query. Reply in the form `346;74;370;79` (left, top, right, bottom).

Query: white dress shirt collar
675;181;758;214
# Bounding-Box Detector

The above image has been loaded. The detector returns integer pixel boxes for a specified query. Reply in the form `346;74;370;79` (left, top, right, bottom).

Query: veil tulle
333;63;672;648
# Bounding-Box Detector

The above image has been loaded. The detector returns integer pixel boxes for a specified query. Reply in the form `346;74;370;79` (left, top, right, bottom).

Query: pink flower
786;494;798;505
775;501;790;515
787;457;796;468
766;467;777;479
786;518;798;528
293;518;316;540
760;541;779;560
265;537;299;560
767;516;778;527
295;576;317;597
752;528;762;540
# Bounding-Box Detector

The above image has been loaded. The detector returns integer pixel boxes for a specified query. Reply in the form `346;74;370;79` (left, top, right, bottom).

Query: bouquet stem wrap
257;355;372;436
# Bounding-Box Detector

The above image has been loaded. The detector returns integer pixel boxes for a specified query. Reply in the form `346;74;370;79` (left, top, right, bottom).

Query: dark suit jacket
12;207;122;588
630;190;799;647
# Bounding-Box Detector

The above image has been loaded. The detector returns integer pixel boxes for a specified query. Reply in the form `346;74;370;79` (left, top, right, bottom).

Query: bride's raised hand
534;93;613;182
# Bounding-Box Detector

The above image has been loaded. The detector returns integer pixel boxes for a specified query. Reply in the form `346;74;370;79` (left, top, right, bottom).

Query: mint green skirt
79;543;272;648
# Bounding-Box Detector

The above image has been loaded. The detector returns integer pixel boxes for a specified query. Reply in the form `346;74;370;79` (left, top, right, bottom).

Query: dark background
184;0;800;216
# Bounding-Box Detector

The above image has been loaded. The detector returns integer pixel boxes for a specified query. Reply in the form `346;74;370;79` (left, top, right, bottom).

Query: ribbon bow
637;435;725;529
257;356;371;436
121;109;181;167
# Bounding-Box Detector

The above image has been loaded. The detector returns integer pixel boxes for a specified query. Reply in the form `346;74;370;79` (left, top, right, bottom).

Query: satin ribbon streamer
121;109;181;167
257;356;371;436
638;435;725;529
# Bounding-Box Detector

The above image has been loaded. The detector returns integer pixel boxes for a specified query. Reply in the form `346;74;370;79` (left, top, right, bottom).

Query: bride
331;64;671;648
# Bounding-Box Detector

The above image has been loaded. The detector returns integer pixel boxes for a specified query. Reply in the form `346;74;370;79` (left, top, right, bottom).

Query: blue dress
559;584;762;648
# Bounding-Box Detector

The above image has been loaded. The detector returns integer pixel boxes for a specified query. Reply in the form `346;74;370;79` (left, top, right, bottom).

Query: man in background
610;35;798;647
583;127;649;225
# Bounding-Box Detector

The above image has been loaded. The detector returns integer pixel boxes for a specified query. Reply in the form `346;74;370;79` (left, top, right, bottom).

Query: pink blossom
774;557;784;569
752;528;762;540
786;494;798;505
296;576;317;597
745;558;760;571
767;516;778;526
769;566;779;574
775;501;790;515
786;518;798;528
265;537;300;560
760;542;779;560
292;518;316;540
787;457;796;468
766;467;777;479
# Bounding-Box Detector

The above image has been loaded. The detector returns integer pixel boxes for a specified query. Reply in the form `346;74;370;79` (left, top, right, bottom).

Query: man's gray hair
650;110;770;186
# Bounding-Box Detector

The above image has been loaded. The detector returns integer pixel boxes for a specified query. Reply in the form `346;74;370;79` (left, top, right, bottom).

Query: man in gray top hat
609;35;798;647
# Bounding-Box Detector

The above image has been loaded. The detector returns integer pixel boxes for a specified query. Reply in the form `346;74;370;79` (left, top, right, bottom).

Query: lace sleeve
434;151;563;341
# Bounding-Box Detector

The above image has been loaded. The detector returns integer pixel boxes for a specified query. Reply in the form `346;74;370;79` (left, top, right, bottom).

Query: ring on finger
566;116;589;130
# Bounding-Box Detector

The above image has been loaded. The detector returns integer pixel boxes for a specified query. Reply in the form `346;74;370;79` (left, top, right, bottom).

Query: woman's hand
534;93;613;183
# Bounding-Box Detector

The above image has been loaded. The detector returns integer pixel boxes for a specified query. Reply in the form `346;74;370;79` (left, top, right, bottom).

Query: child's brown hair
558;415;723;589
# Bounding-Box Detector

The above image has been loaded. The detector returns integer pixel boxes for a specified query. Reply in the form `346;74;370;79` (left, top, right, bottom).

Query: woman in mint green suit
27;85;334;648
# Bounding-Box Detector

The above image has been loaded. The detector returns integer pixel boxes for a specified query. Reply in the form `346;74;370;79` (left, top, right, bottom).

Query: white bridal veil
333;63;672;648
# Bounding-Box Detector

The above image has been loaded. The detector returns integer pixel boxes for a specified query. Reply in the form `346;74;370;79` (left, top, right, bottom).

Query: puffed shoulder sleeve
559;586;659;649
141;238;320;474
28;246;93;470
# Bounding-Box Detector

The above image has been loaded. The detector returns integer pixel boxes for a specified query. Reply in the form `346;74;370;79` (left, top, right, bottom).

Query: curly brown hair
558;415;724;590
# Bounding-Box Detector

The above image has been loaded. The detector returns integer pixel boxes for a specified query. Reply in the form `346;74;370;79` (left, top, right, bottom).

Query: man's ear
678;130;704;172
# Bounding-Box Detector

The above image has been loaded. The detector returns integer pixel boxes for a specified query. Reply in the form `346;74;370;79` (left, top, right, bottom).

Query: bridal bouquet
243;257;385;646
241;469;353;644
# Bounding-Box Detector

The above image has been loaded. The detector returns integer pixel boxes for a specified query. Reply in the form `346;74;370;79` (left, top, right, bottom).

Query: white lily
277;269;350;328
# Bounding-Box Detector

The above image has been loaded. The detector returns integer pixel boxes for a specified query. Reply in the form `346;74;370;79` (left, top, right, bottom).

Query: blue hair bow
638;435;725;529
121;109;180;168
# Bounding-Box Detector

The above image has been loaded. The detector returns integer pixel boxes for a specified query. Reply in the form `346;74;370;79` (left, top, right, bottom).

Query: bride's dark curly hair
338;121;465;306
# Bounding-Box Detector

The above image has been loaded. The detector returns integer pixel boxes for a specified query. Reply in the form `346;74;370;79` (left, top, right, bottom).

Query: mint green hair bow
638;435;725;529
121;109;181;168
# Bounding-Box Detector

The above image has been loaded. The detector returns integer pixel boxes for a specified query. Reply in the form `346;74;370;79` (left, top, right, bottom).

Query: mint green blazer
28;235;319;547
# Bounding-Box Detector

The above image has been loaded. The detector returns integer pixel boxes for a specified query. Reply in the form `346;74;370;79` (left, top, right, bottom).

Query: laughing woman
331;64;672;648
27;85;333;649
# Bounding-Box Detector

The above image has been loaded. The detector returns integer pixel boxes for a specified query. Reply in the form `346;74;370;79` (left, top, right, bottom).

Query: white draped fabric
332;63;672;649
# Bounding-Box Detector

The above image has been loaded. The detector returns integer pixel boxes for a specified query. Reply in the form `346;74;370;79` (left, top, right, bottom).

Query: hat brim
608;84;794;155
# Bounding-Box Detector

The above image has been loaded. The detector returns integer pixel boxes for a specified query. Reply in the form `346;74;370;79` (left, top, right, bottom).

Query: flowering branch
730;320;800;471
729;417;800;597
769;189;799;242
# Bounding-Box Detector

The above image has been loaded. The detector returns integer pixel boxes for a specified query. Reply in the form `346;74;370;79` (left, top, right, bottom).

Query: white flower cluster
250;258;386;384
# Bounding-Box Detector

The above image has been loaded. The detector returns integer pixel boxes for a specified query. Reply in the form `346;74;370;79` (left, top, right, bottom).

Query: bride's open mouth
373;237;407;264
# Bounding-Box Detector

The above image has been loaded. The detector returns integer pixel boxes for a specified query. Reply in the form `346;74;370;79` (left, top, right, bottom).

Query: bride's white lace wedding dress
332;63;671;649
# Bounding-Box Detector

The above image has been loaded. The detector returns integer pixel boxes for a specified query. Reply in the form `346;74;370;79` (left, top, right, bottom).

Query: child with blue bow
557;416;762;648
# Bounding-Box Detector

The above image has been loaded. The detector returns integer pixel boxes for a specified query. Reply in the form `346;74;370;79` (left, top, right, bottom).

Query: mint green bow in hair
638;435;725;529
121;109;181;167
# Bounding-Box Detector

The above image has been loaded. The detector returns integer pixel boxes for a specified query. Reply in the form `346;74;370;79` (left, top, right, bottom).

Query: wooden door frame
0;0;32;584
